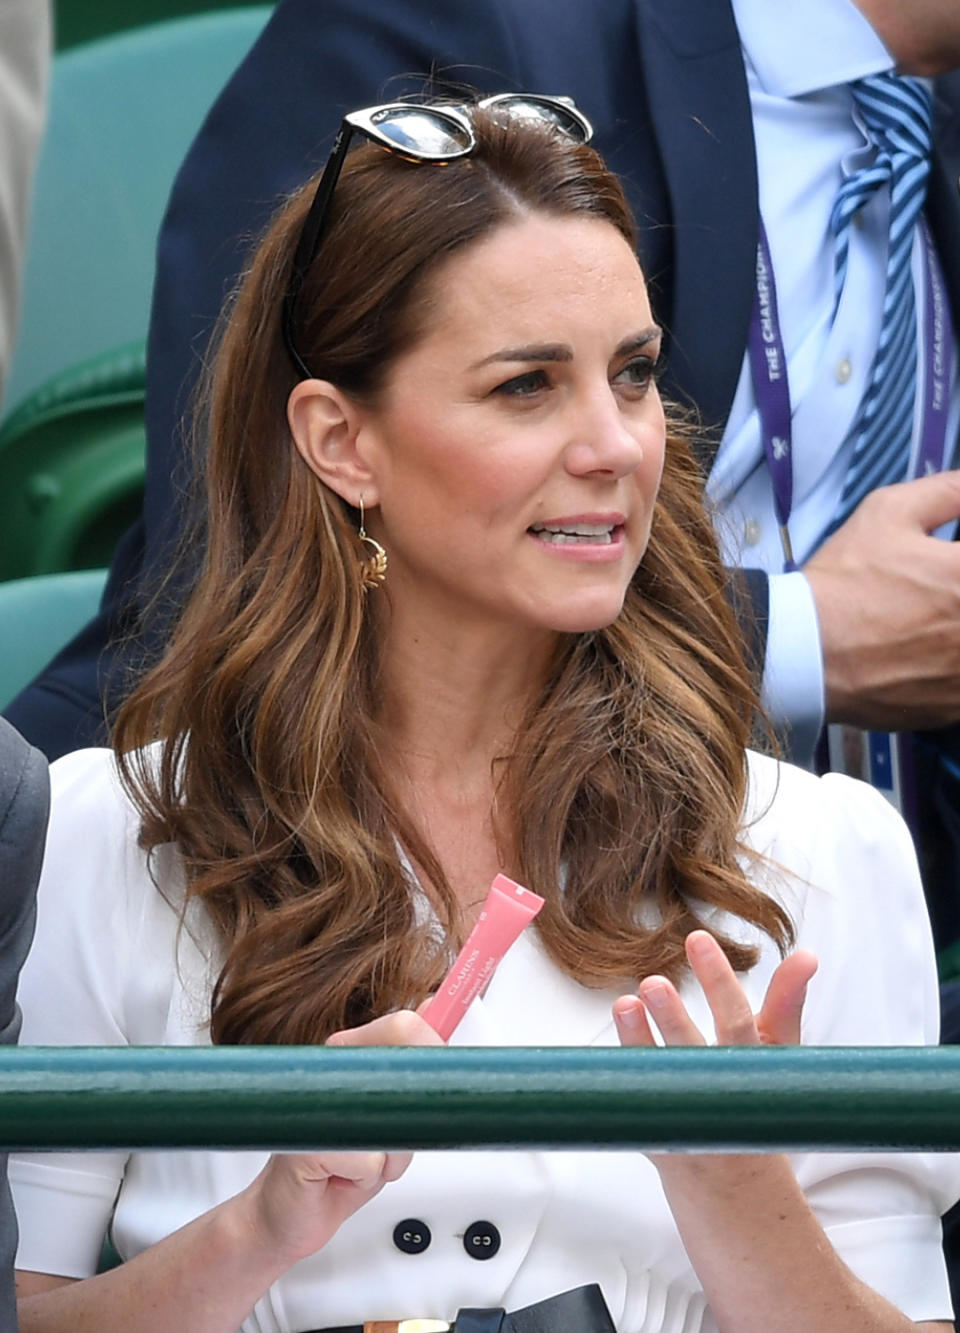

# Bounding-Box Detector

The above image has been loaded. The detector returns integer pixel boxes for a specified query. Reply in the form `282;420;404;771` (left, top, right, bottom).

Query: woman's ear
287;379;379;507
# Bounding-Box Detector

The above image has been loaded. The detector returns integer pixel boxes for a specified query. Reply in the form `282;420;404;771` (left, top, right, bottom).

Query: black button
392;1218;431;1254
463;1219;501;1260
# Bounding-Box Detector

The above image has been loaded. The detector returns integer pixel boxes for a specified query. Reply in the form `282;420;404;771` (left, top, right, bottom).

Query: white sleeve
785;769;957;1322
11;748;139;1278
759;571;824;767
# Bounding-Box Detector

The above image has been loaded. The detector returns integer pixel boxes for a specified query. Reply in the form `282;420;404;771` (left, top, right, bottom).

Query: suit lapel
632;0;758;459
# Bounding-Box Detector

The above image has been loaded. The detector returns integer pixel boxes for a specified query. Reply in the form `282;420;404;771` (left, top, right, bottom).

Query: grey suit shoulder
0;718;45;1034
0;717;47;1333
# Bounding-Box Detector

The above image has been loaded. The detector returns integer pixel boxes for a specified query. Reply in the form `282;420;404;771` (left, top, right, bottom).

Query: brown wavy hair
113;106;792;1045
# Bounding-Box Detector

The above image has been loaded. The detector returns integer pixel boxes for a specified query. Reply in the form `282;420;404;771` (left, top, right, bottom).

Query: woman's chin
537;592;629;635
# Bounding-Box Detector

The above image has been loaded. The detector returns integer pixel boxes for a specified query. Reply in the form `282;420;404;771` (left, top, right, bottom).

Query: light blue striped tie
831;73;934;525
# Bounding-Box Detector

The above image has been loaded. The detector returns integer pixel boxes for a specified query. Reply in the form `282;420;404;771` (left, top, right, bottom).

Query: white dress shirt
713;0;960;762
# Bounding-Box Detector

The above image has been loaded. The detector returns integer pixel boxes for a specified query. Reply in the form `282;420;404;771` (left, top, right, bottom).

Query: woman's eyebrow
468;343;574;370
469;325;663;372
615;326;663;357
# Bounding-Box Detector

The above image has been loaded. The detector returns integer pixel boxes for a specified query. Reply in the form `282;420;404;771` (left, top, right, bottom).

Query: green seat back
4;8;272;416
0;568;108;710
55;1;273;52
0;343;146;580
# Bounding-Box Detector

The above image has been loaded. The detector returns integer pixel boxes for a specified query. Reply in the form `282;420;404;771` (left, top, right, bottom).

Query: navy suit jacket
6;0;960;795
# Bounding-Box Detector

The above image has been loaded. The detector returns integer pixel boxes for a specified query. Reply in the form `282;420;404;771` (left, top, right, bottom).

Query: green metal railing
1;1046;959;1152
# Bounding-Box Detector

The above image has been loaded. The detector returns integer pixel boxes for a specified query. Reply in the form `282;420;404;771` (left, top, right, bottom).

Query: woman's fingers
619;934;819;1050
247;1146;415;1264
315;1151;392;1192
684;930;760;1045
613;994;658;1046
317;1150;412;1192
756;950;818;1045
274;1149;404;1195
326;1008;444;1048
637;975;707;1045
380;1151;414;1184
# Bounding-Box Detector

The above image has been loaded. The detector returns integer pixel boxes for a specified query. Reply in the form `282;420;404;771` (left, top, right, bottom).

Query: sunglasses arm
281;121;355;379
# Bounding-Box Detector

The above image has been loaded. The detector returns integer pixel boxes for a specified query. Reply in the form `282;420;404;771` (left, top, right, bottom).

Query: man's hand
804;471;960;731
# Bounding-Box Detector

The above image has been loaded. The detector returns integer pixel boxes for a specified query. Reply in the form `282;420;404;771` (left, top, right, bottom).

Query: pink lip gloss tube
422;873;545;1041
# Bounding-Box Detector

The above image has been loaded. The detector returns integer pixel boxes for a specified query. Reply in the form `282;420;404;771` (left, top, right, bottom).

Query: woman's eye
493;369;550;397
613;352;665;391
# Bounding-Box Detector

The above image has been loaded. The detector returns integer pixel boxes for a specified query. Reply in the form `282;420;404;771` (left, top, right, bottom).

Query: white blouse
10;746;958;1331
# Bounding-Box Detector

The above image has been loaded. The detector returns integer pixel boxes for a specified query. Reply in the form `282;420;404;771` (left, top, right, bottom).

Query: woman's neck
375;607;558;781
370;609;558;917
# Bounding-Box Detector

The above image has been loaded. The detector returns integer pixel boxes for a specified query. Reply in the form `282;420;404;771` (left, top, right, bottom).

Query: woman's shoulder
28;742;199;1048
44;742;172;905
49;738;173;832
741;747;922;918
50;740;163;798
743;747;913;853
741;752;940;1050
50;742;128;802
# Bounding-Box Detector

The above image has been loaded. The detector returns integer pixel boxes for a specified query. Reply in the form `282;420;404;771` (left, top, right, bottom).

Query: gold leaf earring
357;494;387;590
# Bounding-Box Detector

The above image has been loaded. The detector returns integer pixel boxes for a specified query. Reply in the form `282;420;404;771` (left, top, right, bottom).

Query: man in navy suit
6;0;960;934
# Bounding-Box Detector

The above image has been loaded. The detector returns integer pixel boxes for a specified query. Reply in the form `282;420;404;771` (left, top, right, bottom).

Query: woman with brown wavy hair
10;97;955;1333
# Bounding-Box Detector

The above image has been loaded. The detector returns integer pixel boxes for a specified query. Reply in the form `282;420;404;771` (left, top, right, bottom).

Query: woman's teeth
530;522;615;544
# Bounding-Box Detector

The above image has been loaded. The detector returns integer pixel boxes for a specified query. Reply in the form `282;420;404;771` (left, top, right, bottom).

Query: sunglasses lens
370;107;473;158
486;97;592;143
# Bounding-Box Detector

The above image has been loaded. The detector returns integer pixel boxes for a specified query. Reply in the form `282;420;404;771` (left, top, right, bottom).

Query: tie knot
849;72;933;162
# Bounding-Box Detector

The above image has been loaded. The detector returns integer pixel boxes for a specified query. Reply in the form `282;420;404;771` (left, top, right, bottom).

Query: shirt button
392;1218;431;1254
743;519;762;547
463;1220;501;1260
836;357;852;384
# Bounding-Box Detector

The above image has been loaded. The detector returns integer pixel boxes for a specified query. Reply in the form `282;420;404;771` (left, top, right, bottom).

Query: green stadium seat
4;7;272;416
0;343;145;580
0;568;108;710
0;8;272;578
54;0;273;52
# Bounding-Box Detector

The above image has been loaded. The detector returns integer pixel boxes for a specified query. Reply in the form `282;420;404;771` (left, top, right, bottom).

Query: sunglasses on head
281;93;594;380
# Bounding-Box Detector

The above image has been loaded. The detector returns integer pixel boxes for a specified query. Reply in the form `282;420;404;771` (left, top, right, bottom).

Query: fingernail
687;932;714;959
616;1000;643;1029
642;980;670;1010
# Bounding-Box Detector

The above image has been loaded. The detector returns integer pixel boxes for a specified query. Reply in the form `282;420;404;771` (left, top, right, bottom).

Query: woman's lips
528;517;627;560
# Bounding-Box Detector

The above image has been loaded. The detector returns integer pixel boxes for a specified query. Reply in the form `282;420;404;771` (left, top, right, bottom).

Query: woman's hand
18;1010;445;1333
608;938;931;1331
612;929;818;1188
612;929;818;1049
241;1008;443;1267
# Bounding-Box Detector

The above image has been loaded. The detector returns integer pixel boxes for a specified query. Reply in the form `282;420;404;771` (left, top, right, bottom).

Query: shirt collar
731;0;893;97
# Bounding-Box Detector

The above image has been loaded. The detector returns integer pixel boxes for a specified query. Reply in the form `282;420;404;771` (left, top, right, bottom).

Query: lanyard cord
746;216;955;573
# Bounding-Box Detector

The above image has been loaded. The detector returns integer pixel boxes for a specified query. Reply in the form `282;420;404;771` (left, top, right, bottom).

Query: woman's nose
563;387;655;478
